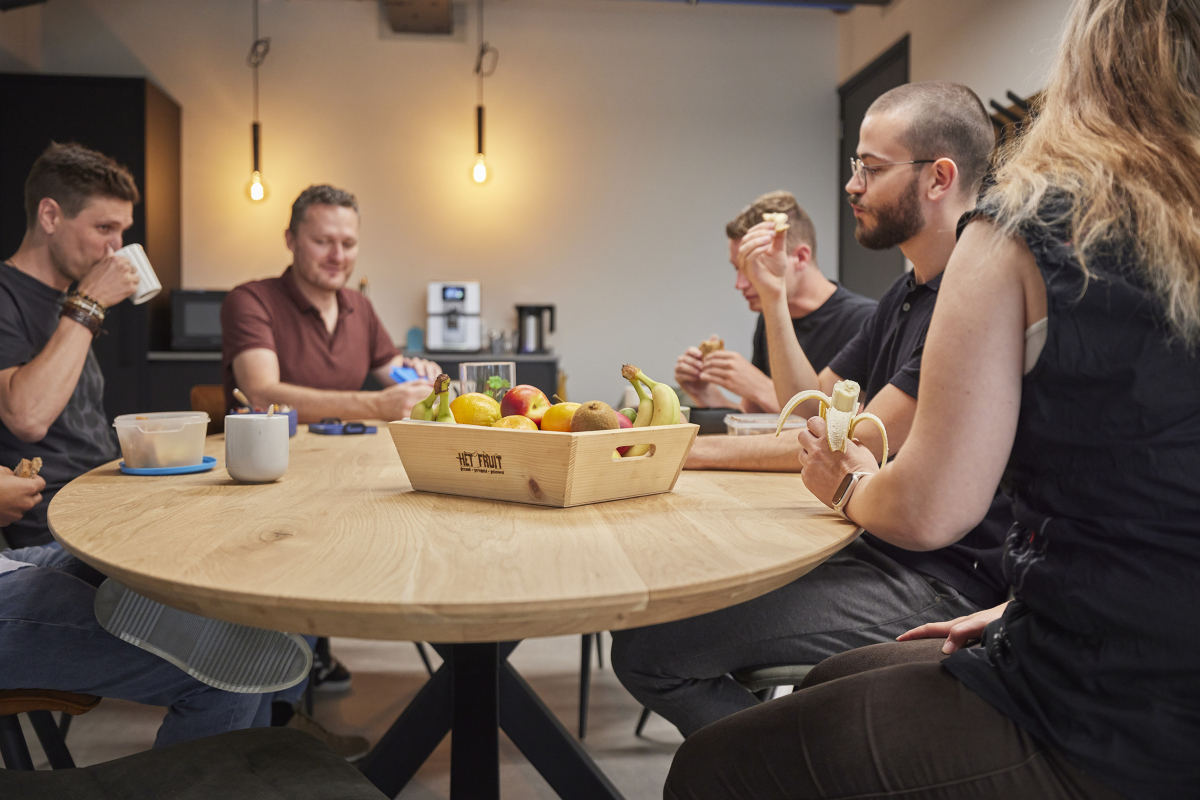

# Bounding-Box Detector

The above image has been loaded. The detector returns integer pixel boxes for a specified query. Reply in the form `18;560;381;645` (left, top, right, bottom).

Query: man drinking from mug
0;142;140;548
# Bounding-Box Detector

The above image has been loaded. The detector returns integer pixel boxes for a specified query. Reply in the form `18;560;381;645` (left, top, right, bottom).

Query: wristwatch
831;471;870;519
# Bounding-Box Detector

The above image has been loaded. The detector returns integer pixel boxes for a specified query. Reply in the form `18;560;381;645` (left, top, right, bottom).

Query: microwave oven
171;290;227;350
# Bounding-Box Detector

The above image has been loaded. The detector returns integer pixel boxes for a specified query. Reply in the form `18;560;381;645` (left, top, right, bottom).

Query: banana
431;374;456;423
635;368;680;426
775;379;888;467
621;364;655;457
410;385;438;421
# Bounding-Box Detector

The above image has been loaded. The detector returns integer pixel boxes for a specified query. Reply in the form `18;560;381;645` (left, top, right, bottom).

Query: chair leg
578;633;593;739
304;666;315;716
0;714;35;770
28;710;75;769
414;642;435;677
594;632;604;670
634;707;652;738
58;711;72;739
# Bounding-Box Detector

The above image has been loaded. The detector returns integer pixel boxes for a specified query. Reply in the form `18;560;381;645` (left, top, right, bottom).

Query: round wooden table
48;428;858;800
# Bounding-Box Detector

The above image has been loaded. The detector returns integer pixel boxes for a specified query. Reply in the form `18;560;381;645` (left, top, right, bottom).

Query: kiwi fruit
570;400;621;432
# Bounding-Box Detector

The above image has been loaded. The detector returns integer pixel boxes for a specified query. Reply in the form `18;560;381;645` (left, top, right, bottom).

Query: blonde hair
985;0;1200;343
726;191;817;258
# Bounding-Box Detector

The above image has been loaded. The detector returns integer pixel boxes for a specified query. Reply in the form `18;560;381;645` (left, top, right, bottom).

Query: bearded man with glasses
612;81;1015;739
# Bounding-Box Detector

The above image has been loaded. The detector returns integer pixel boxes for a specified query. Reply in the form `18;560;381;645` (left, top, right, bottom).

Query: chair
633;663;815;737
0;727;387;799
577;632;604;738
0;689;100;769
190;384;226;435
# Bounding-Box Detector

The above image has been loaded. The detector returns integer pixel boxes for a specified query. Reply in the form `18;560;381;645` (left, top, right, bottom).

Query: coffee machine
426;281;482;352
516;304;555;353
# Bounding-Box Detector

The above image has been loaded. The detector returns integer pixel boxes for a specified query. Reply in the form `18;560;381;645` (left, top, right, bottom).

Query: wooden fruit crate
389;420;700;507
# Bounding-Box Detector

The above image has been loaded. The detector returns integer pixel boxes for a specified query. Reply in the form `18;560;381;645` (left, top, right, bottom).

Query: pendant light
246;0;271;201
473;0;499;184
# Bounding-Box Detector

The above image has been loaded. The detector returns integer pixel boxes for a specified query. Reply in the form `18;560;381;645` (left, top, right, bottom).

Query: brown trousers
664;640;1125;800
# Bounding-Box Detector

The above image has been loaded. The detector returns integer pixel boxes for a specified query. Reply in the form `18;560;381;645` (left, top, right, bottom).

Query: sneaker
286;708;371;762
93;578;311;694
312;656;353;694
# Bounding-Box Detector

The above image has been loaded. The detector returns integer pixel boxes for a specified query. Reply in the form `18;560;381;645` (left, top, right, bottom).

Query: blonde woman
665;1;1200;798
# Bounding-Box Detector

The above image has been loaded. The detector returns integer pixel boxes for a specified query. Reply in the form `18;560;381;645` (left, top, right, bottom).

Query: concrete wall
838;0;1075;108
0;0;841;405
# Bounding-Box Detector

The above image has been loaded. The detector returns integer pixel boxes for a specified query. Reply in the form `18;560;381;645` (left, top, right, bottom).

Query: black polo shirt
750;284;876;376
828;270;1010;609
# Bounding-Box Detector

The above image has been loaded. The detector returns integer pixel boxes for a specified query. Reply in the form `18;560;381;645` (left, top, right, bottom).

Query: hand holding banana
775;379;888;467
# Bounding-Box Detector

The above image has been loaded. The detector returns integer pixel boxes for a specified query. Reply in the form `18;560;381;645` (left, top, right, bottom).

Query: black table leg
450;643;500;800
360;640;624;800
500;660;625;800
357;658;453;796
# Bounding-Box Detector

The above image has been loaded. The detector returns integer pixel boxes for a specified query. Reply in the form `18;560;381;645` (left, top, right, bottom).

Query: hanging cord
247;0;271;122
475;0;499;106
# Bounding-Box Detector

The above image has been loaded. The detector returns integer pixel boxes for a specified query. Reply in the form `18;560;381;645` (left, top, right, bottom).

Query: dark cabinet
0;73;181;418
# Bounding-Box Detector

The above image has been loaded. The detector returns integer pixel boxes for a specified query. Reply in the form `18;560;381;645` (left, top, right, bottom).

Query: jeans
611;538;980;737
0;542;263;748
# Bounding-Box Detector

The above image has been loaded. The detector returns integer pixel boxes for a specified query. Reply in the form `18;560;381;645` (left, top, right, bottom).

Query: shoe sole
95;579;312;694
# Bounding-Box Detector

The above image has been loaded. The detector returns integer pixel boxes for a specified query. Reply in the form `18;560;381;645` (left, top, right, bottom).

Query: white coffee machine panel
427;281;480;315
426;281;482;352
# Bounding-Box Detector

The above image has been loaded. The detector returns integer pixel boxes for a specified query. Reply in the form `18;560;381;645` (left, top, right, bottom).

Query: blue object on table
390;365;421;384
231;407;298;437
120;456;218;476
406;326;424;353
308;422;377;435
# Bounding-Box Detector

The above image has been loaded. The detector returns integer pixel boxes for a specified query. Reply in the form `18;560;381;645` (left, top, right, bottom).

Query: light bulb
246;170;268;201
473;154;488;184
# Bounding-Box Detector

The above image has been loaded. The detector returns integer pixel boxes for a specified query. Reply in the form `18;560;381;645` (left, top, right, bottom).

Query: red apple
500;385;552;426
616;408;634;455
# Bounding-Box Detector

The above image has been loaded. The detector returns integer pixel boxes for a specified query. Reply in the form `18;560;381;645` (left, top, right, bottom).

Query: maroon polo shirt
221;266;397;411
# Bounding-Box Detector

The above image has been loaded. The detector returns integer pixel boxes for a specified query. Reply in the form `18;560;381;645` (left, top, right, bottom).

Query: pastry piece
14;457;42;479
762;212;790;232
698;338;725;356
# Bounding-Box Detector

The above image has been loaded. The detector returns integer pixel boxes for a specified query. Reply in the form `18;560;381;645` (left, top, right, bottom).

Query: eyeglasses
849;157;936;185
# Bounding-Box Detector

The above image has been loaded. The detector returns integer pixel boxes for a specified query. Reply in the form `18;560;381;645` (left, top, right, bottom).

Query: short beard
852;176;924;250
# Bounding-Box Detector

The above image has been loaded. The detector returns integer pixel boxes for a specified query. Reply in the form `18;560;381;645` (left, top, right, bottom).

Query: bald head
867;81;994;196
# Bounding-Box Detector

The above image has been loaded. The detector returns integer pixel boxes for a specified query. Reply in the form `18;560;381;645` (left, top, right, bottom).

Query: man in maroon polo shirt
222;184;437;422
221;184;438;747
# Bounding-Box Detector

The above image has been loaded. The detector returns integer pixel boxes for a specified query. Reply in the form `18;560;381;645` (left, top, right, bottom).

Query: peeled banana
775;379;888;467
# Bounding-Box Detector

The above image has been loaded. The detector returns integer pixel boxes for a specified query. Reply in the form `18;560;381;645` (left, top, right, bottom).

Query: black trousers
664;640;1125;800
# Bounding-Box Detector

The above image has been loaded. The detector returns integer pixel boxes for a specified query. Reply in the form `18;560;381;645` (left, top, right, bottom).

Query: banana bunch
775;379;888;467
620;364;681;457
410;374;456;423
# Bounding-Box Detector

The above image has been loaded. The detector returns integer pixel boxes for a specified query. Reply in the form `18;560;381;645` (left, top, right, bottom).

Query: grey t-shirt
0;263;118;548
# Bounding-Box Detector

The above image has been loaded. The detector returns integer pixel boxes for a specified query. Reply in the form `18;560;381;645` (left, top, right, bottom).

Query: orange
449;393;502;426
539;402;581;432
493;415;538;431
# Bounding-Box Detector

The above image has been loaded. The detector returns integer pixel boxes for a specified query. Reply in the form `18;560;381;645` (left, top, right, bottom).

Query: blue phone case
389;365;421;384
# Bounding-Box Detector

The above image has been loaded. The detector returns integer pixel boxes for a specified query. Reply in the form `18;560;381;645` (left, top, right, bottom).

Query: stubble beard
852;176;925;251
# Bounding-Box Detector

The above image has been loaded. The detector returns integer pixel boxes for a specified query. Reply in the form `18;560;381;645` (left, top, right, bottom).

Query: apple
500;385;552;426
616;408;634;455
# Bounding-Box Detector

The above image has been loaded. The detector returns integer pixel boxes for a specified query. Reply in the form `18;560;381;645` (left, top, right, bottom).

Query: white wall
839;0;1074;108
0;0;840;405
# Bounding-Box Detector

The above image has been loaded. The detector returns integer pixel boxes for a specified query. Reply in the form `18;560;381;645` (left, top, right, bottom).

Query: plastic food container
113;412;210;469
724;413;805;437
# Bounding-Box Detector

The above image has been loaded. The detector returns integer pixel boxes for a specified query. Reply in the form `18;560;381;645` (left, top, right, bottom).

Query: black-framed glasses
850;157;936;185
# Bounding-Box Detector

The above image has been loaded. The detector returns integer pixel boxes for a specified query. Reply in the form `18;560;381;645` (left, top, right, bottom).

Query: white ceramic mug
225;414;289;483
115;243;162;305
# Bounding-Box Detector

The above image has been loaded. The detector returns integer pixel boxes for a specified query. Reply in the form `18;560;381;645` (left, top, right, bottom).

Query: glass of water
459;362;517;403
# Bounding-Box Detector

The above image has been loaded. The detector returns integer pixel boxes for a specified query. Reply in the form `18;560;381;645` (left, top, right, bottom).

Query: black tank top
944;197;1200;800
